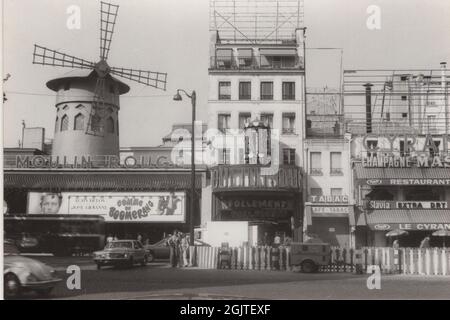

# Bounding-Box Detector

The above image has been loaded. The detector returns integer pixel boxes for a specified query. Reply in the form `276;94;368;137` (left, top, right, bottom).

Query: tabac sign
308;195;349;204
361;134;450;168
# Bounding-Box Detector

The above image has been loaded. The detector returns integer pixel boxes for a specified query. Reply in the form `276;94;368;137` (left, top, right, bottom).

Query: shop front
304;195;355;247
354;162;450;247
4;169;204;245
209;165;303;246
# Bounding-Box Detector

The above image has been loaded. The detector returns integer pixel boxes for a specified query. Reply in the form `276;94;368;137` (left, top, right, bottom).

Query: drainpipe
441;62;448;135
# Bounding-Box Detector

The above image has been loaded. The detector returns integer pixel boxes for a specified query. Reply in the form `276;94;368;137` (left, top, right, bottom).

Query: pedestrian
137;233;143;244
180;234;190;267
274;233;281;246
419;236;431;249
106;234;113;244
168;230;180;268
113;235;118;241
263;232;270;246
393;239;400;249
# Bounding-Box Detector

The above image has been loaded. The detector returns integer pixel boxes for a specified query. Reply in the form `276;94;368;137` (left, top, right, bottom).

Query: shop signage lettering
366;179;450;186
15;155;176;169
220;209;291;220
362;154;450;168
369;201;448;209
309;195;348;203
221;199;293;210
362;134;450;153
311;206;349;214
372;223;450;231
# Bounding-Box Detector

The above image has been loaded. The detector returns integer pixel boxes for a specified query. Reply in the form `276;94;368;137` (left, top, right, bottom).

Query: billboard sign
27;192;186;223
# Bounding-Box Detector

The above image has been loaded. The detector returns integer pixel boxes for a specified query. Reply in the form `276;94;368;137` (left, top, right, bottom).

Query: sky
2;0;450;148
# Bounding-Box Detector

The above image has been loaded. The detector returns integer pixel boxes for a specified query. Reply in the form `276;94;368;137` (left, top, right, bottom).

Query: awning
259;48;297;56
216;49;233;59
4;171;203;191
305;205;355;226
363;209;450;231
354;162;450;186
238;49;253;58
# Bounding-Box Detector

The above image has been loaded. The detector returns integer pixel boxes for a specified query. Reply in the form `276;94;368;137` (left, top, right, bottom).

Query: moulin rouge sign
361;134;450;168
14;155;176;169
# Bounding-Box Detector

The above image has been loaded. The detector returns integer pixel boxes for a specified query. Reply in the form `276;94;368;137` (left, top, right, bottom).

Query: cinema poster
27;192;186;222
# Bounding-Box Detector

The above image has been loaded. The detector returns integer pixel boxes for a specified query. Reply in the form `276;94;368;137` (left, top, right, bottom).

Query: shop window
218;82;231;100
60;115;69;131
310;152;322;175
74;113;85;131
239;82;251;100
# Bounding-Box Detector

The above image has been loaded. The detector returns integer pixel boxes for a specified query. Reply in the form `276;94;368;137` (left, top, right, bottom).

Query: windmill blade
33;44;94;70
110;67;167;91
100;1;119;61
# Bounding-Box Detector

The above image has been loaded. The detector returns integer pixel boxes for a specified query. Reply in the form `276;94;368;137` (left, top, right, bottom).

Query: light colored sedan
93;240;147;269
4;242;62;298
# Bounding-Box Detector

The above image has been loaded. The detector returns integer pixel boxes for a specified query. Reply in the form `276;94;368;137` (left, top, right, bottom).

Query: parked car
144;237;210;262
93;240;147;269
4;241;62;298
290;242;331;273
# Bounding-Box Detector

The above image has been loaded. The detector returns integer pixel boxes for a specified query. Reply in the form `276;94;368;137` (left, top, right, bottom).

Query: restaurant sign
369;201;448;210
27;192;186;222
366;179;450;186
372;223;450;231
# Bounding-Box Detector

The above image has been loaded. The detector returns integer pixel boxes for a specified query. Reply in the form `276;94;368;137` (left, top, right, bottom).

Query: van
290;242;331;273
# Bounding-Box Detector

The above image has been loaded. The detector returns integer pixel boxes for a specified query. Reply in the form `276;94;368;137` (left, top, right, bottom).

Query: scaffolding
210;0;304;44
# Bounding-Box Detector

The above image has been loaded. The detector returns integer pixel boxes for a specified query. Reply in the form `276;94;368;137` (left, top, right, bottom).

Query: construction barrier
189;245;450;276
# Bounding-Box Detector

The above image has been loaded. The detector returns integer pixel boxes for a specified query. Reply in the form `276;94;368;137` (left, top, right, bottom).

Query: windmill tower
32;2;167;163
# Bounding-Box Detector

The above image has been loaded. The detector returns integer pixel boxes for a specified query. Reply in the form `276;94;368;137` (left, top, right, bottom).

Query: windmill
32;1;167;138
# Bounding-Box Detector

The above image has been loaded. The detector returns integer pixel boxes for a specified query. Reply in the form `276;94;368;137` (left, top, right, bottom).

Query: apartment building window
310;188;323;196
260;113;273;128
402;113;408;119
330;152;342;175
331;188;343;196
282;113;295;134
310;152;322;175
218;82;231;100
239;82;251;100
260;82;273;100
218;114;231;133
216;49;233;69
239;113;251;129
282;82;295;100
219;148;231;164
238;49;253;68
401;96;407;101
283;148;296;165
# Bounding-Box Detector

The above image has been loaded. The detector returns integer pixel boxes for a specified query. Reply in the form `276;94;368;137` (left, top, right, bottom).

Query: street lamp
173;89;196;254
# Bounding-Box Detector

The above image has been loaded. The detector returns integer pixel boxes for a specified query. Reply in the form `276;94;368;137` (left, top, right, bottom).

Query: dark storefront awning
354;163;450;186
4;171;203;191
362;209;450;231
305;205;355;226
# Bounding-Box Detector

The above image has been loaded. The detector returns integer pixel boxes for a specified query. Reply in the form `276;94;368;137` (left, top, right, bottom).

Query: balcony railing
211;164;302;191
310;168;323;176
306;114;345;138
282;128;296;135
330;168;343;175
210;56;304;71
